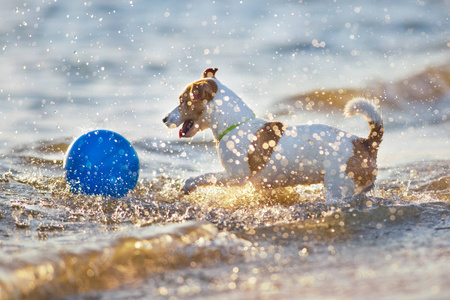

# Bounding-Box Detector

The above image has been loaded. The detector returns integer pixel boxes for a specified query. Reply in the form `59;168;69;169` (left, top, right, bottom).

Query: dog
163;68;383;199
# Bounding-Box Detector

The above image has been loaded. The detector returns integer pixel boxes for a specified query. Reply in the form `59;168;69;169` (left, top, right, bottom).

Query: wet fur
163;69;384;200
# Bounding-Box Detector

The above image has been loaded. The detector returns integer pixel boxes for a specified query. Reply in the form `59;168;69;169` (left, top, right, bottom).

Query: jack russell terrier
163;68;383;199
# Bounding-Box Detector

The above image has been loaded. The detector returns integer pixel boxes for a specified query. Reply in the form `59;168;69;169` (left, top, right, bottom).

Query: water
0;0;449;299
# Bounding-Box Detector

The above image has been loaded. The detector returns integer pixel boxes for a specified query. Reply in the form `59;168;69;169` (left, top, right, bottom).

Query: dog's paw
181;178;197;195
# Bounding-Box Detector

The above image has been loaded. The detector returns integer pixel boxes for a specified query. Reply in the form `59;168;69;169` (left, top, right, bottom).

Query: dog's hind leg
323;172;356;201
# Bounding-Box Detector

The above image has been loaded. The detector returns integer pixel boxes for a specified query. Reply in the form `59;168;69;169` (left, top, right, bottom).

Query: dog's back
249;98;383;197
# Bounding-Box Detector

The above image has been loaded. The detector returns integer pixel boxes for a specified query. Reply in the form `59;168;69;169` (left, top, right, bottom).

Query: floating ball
64;130;139;198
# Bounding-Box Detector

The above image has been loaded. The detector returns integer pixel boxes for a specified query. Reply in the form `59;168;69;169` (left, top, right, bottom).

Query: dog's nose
162;115;168;124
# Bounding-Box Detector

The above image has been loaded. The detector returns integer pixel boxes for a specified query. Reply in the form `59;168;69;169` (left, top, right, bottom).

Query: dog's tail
344;97;384;149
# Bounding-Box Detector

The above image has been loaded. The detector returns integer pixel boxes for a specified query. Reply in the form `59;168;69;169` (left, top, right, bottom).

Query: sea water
0;0;449;299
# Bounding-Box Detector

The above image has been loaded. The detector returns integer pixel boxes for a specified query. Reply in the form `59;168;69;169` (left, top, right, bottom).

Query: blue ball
64;130;139;198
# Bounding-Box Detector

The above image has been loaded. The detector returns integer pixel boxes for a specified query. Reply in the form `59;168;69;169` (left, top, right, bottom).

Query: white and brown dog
163;68;383;199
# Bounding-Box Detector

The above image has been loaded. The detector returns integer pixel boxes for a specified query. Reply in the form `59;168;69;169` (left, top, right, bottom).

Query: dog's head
163;68;219;138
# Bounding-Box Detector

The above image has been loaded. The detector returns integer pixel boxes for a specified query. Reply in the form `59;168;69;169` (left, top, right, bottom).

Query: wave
0;221;251;300
1;158;449;298
278;61;450;113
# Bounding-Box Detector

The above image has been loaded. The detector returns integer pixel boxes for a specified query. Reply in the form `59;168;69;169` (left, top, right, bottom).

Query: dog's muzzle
163;107;183;129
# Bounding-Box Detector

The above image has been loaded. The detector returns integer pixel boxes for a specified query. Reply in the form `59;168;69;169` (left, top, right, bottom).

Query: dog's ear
202;68;218;78
191;80;218;102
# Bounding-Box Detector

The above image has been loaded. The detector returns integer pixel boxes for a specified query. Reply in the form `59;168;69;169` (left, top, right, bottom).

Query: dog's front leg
182;172;246;194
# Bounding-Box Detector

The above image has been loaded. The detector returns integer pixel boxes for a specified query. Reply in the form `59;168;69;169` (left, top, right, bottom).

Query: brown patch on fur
368;121;384;150
202;68;218;78
179;79;218;119
248;122;286;175
345;137;379;190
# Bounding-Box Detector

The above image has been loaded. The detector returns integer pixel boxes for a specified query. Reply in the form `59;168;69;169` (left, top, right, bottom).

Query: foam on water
0;156;449;298
1;164;448;299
